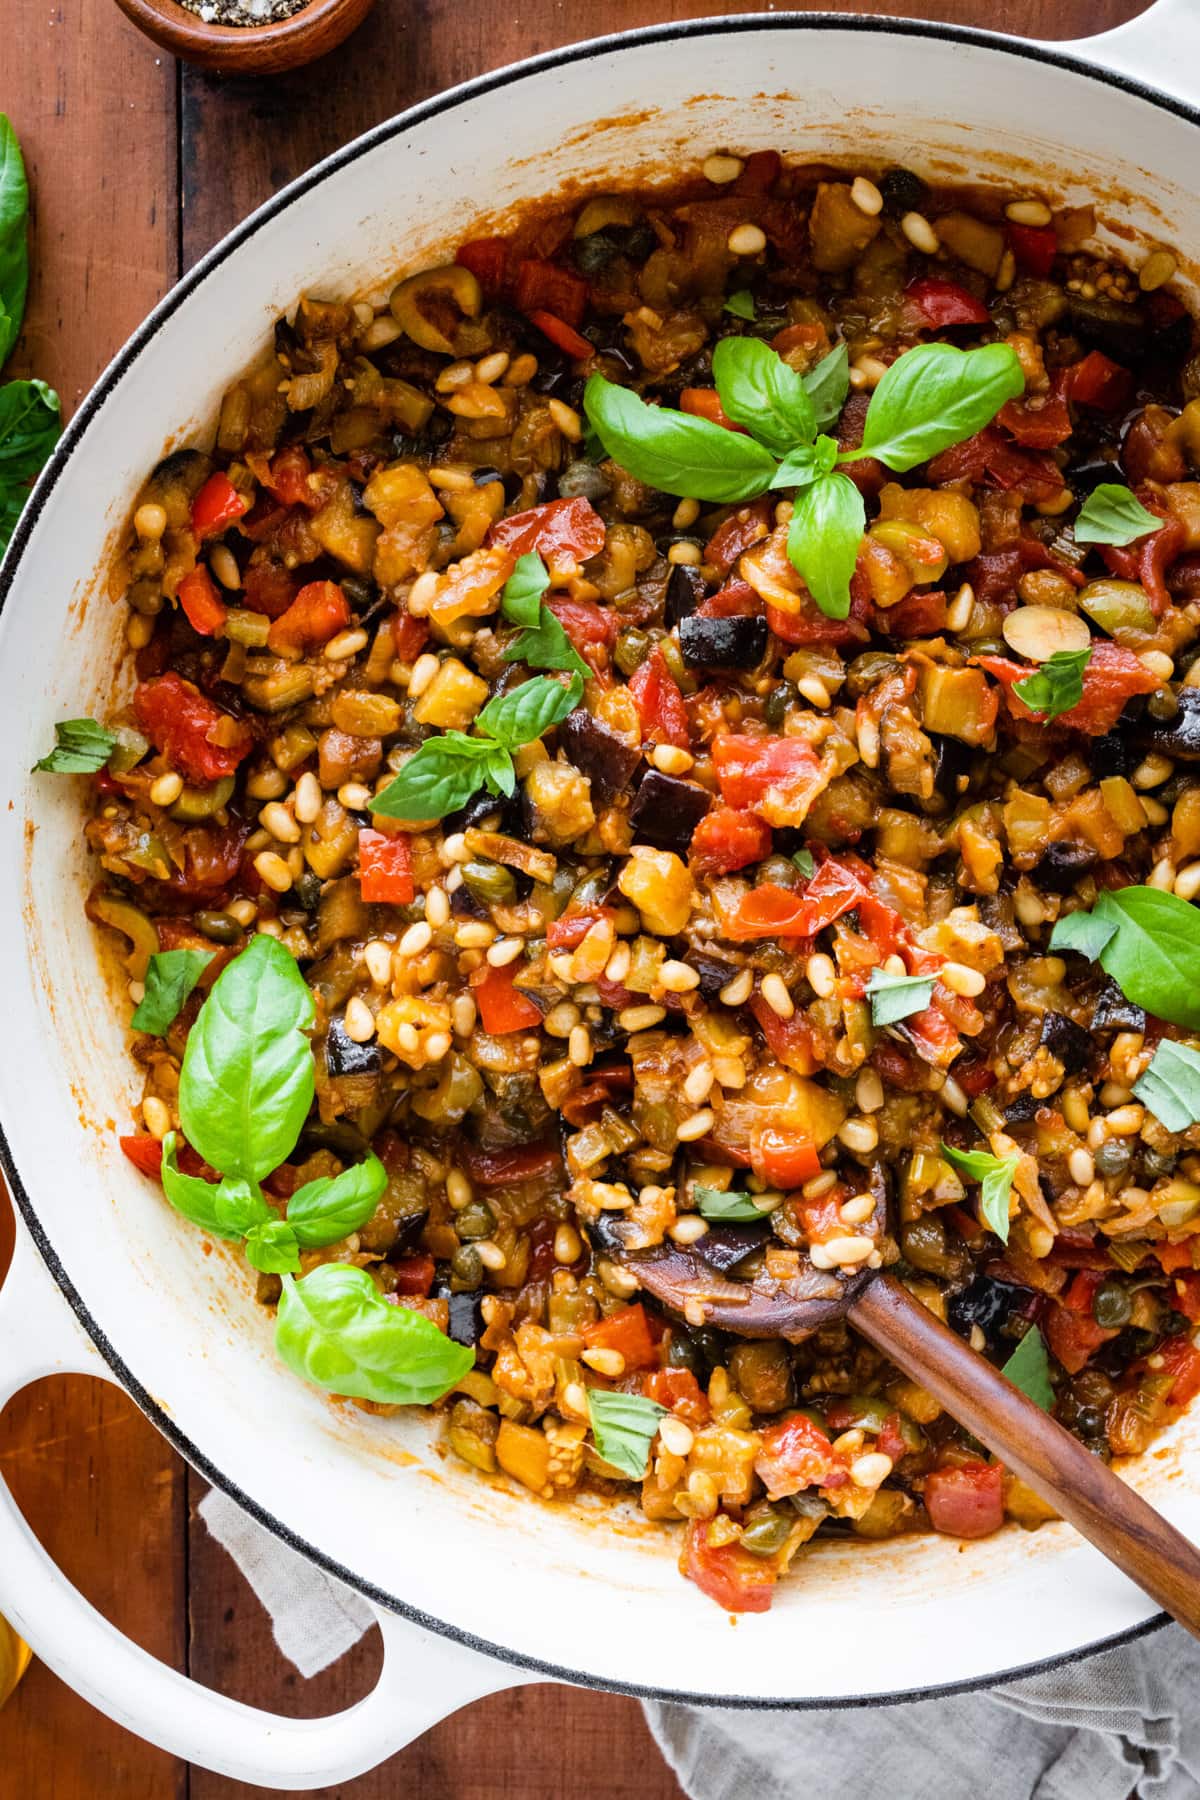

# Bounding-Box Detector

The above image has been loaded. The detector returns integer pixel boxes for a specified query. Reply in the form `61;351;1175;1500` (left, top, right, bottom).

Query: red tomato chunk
133;673;254;786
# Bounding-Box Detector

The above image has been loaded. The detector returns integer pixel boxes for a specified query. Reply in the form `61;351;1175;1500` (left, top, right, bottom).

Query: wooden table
0;0;1146;1790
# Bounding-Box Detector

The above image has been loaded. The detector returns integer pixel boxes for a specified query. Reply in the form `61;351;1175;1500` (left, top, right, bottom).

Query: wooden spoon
599;1170;1200;1638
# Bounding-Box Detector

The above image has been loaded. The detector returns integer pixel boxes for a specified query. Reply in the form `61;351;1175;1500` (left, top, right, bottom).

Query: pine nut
134;502;167;541
605;942;632;984
728;223;767;256
476;1241;507;1272
142;1096;171;1140
855;1068;884;1113
850;1452;893;1488
485;936;523;967
260;800;300;844
226;898;257;927
1005;198;1052;227
548;398;583;439
1175;862;1200;901
451;993;477;1037
703;153;743;184
946;583;975;633
424;1031;451;1063
761;973;794;1019
618;1004;666;1032
806;953;836;998
940;1075;969;1117
503;353;538;387
719;969;753;1007
435;361;475;393
667;541;702;566
209;543;241;589
670;1214;709;1245
343;995;376;1043
850;176;884;217
407;569;441;614
1139;247;1178;292
446;1168;473;1210
253;850;294;893
822;1234;876;1267
839;1194;876;1226
293;770;322;822
684;1062;715;1106
569;1024;592;1067
126;612;155;649
149;771;183;807
425;884;450;927
1106;1104;1145;1135
659;1415;695;1457
363;939;393;987
324;628;367;662
1140;650;1175;681
554;1223;582;1264
901;211;939;254
651;743;694;774
475;351;510;385
677;1108;715;1143
399;920;433;956
1068;1148;1095;1185
797;675;832;708
408;652;439;699
659;959;700;993
582;1347;626;1378
838;1116;879;1155
672;498;701;530
802;1170;838;1200
941;961;985;998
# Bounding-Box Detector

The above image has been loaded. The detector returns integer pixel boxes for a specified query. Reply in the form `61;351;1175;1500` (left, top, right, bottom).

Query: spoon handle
850;1274;1200;1639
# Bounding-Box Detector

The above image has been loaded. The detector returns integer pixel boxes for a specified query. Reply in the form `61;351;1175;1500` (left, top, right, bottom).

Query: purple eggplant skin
559;708;643;807
1132;686;1200;761
693;1220;769;1276
1039;1010;1092;1076
628;769;712;851
689;949;742;1002
325;1016;382;1077
679;611;768;671
665;562;707;628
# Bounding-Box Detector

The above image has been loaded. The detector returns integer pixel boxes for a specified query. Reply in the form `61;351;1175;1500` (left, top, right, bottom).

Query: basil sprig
866;967;935;1027
499;551;550;628
131;948;214;1035
584;336;1022;620
1133;1039;1200;1132
694;1185;764;1223
276;1263;473;1405
941;1141;1019;1244
1001;1326;1053;1410
1049;886;1200;1029
585;1387;667;1479
1074;482;1161;547
723;289;756;321
373;672;582;822
33;716;115;774
1011;646;1091;720
0;119;61;553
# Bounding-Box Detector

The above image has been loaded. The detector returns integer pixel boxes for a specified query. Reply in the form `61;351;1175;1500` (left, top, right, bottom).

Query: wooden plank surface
0;0;1148;1792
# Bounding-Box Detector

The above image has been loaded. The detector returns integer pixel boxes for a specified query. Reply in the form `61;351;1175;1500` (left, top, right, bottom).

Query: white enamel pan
2;4;1200;1786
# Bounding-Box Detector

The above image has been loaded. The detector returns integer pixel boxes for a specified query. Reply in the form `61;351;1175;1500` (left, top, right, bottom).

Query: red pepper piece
472;961;543;1034
751;1125;822;1189
266;579;351;655
904;277;991;327
1100;512;1187;615
357;829;415;904
391;1254;436;1298
628;646;690;748
689;806;772;876
704;499;773;576
263;446;318;510
682;1519;779;1613
459;1141;562;1186
1007;221;1058;277
581;1303;659;1371
546;905;614;951
679;388;745;432
456;236;511;294
749;993;818;1076
120;1135;164;1178
927;426;1063;501
696;579;759;620
487;495;606;563
546;594;617;657
514;258;588;328
392;610;430;662
190;470;249;540
755;1412;842;1497
771;322;826;360
976;643;1158;736
1069;350;1133;412
526;309;592;360
1161;1337;1200;1406
177;565;228;637
133;672;254;786
998;374;1073;449
643;1367;711;1426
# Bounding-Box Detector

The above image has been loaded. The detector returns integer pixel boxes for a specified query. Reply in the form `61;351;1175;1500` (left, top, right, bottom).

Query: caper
451;1244;484;1285
1147;685;1180;722
755;854;803;890
740;1506;793;1557
456;1200;496;1241
1094;1139;1133;1179
615;629;651;677
845;651;901;697
1163;1310;1192;1336
764;682;793;727
193;910;243;945
1139;1146;1177;1181
462;859;517;907
1074;1404;1107;1437
1093;1278;1132;1329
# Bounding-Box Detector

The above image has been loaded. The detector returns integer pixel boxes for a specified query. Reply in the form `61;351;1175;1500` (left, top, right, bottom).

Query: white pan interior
3;18;1200;1702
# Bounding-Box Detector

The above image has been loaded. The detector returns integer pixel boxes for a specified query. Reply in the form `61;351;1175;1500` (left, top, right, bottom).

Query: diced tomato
689;806;772;875
1159;1241;1199;1275
459;1141;562;1186
643;1366;711;1427
923;1461;1004;1538
905;999;963;1070
724;882;814;941
267;579;352;655
488;496;606;564
241;558;298;619
751;1126;821;1189
1061;1269;1106;1313
546;595;617;660
749;993;818;1076
546;905;614;950
628;646;690;748
875;589;948;636
473;961;544;1034
560;1063;633;1128
876;1412;910;1466
514;258;588;328
680;388;744;432
927;427;1063;501
1173;1272;1200;1321
456;236;511;294
755;1412;842;1498
176;564;228;637
711;734;823;824
696;579;759;620
120;1134;164;1178
190;470;249;540
391;1253;436;1298
904;277;991;328
357;829;414;904
998;377;1072;450
1007;221;1058;277
771;322;827;360
766;596;869;648
133;672;254;786
1070;350;1133;413
705;499;773;576
263;446;318;509
582;1302;658;1372
734;149;781;195
1044;1300;1116;1375
682;1520;778;1613
1100;513;1187;615
527;309;592;360
392;610;430;662
1160;1335;1200;1406
976;642;1158;736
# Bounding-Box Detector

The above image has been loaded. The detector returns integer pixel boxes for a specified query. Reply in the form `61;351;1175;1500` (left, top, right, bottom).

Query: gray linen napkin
199;1487;1200;1794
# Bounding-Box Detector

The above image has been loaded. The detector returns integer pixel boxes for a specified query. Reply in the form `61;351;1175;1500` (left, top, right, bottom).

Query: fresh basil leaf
286;1152;388;1247
131;948;214;1035
724;289;756;321
0;117;29;365
482;742;517;799
0;377;61;553
32;716;116;774
178;934;316;1185
1074;483;1161;547
583;373;778;503
866;967;935;1027
502;602;591;683
1133;1039;1200;1133
500;552;550;629
1094;886;1200;1030
244;1219;301;1275
213;1176;273;1238
276;1264;473;1404
711;336;816;456
1001;1326;1054;1411
478;673;582;750
803;343;851;434
585;1387;667;1479
792;848;815;879
785;471;865;620
850;342;1024;473
694;1185;764;1223
770;435;839;490
372;732;501;821
160;1134;242;1241
941;1141;1019;1244
1011;646;1091;720
1048;905;1119;963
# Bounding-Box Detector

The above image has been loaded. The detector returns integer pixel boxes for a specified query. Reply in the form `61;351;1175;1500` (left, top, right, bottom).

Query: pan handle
0;1214;535;1789
1055;0;1200;103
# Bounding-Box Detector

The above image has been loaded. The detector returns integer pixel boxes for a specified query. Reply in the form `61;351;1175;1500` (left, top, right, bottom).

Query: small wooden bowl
111;0;375;74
